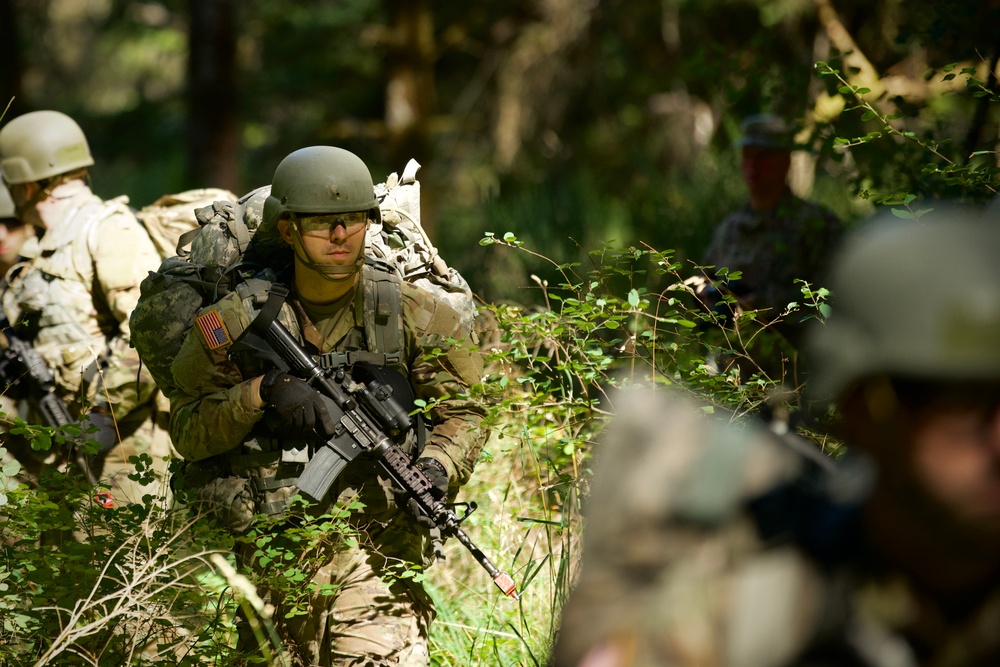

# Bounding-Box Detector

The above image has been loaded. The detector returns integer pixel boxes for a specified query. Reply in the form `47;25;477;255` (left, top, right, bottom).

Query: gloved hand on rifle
258;370;337;437
400;457;450;528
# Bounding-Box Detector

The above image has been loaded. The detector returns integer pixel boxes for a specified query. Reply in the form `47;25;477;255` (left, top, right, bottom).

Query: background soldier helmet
807;210;1000;402
0;110;95;185
0;179;14;219
259;145;380;246
737;113;794;149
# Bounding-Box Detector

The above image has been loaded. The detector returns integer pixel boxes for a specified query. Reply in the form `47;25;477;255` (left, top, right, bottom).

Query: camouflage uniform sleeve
167;293;265;461
402;283;487;488
90;208;163;414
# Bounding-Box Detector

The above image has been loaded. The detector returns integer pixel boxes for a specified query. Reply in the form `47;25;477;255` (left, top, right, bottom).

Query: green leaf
819;304;832;318
627;289;640;307
891;208;914;219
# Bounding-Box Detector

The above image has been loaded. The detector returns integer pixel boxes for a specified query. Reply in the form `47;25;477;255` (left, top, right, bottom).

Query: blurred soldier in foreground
0;110;169;503
554;210;1000;666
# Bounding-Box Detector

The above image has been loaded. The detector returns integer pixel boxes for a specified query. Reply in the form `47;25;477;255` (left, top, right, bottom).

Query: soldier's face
278;213;368;268
741;146;790;198
902;381;1000;534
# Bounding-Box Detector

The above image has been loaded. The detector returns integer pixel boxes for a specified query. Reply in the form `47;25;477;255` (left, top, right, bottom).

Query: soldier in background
698;114;843;385
0;110;170;504
702;114;843;321
554;209;1000;666
0;179;32;278
0;178;34;486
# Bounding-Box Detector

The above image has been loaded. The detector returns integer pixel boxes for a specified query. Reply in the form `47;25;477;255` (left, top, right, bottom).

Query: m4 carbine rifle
257;316;520;600
0;312;74;428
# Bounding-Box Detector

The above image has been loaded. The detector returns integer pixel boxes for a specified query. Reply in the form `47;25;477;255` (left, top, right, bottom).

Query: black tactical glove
402;457;450;528
259;371;336;437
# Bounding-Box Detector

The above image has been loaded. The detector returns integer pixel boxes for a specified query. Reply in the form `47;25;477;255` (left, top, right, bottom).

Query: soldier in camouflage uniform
698;114;843;386
0;177;34;485
0;179;32;277
0;110;170;504
167;146;488;665
702;114;843;319
553;209;1000;667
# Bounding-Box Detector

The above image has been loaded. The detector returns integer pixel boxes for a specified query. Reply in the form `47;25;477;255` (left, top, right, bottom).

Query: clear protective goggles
294;211;369;235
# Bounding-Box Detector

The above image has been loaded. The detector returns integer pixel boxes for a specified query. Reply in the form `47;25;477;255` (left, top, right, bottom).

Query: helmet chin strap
290;221;366;283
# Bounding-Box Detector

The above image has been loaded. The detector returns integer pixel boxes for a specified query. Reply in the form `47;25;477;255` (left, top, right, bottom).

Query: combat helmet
806;209;1000;402
0;110;94;185
0;179;14;220
258;145;379;244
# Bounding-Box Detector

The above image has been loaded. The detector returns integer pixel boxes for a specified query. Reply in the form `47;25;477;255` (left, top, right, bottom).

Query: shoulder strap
360;265;405;370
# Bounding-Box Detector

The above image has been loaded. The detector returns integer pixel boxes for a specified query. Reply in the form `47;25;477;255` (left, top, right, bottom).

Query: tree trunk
384;0;435;164
384;0;436;233
0;0;25;118
187;0;239;192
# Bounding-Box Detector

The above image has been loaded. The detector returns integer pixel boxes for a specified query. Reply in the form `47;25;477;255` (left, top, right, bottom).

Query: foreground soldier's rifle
0;312;73;428
258;316;520;600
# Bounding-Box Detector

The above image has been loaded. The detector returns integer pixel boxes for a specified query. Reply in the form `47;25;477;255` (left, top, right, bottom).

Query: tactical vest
182;265;413;526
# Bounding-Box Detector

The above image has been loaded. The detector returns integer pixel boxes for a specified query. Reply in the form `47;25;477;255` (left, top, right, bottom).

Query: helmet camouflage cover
0;110;94;185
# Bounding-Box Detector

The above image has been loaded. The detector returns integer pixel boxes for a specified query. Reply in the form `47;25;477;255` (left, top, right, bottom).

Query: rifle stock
262;318;520;600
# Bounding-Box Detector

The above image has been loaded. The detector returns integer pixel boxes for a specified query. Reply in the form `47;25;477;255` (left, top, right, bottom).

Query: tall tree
187;0;239;191
384;0;436;165
0;0;25;116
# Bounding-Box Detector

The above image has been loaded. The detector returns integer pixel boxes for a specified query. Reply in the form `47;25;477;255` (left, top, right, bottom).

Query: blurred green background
3;0;998;302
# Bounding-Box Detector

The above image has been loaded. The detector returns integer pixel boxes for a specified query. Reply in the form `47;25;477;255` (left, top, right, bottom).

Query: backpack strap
359;265;405;372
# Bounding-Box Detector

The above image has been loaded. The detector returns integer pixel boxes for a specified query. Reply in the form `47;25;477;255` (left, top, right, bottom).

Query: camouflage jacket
703;194;843;320
553;390;1000;667
4;186;161;420
167;270;488;541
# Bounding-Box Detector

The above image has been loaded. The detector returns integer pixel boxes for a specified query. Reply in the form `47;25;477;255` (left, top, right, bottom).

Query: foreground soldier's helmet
0;179;14;219
807;209;1000;402
0;110;94;185
260;146;379;241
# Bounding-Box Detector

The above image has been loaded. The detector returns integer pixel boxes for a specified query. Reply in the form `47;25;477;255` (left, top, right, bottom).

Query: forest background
5;0;998;303
1;0;999;665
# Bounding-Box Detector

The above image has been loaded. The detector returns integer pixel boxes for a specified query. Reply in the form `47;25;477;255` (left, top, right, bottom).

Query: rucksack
129;160;475;399
134;188;238;259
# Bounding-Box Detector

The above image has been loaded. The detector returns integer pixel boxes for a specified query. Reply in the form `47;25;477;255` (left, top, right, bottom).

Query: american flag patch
195;309;232;350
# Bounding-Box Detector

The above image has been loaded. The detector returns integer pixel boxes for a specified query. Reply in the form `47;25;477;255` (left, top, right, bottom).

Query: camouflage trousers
238;532;436;666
